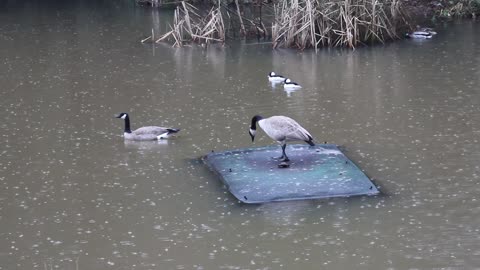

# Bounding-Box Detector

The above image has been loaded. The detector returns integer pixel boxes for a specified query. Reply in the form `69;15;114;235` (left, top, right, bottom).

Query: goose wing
132;126;170;136
259;116;313;142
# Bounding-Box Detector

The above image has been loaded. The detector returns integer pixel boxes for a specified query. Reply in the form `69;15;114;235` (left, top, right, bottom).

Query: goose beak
114;113;122;118
250;133;255;142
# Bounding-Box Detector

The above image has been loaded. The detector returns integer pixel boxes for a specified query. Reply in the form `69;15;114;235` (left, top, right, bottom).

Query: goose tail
157;128;180;140
167;128;180;134
305;133;315;146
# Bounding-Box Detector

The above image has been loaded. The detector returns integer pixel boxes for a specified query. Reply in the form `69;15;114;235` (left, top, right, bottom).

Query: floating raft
204;144;379;203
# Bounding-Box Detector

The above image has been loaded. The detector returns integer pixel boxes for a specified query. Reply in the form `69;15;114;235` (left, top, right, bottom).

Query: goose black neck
250;115;263;130
123;115;131;133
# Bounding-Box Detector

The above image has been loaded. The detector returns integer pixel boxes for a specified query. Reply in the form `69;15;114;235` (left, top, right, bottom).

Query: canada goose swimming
115;112;180;141
249;115;315;162
283;78;302;90
268;72;286;82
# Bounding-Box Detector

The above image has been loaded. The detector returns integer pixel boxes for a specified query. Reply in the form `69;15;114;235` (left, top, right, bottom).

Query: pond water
2;1;480;269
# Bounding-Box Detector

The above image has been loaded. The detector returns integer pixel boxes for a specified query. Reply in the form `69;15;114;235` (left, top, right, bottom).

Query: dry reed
272;0;404;50
156;1;225;47
150;0;406;49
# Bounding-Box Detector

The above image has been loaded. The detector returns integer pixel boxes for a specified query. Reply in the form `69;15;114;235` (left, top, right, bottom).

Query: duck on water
268;72;286;83
283;78;302;89
406;27;437;39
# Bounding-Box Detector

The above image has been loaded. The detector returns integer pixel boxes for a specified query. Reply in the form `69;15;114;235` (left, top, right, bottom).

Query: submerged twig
141;36;152;43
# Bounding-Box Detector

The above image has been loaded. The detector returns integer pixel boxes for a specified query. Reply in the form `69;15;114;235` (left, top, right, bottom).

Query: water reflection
256;201;314;227
284;87;300;97
269;80;282;88
123;139;171;150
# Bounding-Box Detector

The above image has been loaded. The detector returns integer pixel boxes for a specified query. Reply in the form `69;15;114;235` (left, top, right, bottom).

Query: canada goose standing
115;112;180;141
249;115;315;162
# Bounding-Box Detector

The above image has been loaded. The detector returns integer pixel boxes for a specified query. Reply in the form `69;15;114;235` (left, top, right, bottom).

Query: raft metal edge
201;154;241;202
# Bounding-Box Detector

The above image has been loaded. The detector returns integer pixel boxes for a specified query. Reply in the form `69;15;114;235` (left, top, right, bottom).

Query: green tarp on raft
204;144;379;203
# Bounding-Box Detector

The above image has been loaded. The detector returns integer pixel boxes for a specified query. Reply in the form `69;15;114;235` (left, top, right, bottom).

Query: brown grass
150;0;406;49
156;1;225;47
272;0;404;50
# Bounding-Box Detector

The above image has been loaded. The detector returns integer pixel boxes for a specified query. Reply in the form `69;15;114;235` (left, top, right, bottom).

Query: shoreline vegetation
138;0;480;49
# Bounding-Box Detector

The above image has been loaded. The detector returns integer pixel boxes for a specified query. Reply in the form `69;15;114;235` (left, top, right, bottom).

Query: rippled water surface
2;1;480;269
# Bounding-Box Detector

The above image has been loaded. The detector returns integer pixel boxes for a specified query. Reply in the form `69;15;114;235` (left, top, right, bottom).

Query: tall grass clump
149;0;408;49
272;0;404;50
156;1;225;46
